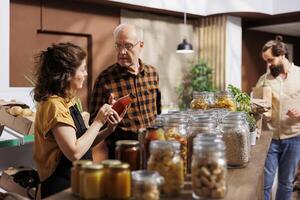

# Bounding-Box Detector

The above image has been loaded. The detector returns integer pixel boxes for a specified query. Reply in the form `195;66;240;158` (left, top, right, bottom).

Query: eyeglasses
114;41;140;51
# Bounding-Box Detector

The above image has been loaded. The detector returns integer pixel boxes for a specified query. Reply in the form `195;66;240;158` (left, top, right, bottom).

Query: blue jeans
264;135;300;200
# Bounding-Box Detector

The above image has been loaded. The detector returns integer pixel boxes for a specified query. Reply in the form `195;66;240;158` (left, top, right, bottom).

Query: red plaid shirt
89;59;161;133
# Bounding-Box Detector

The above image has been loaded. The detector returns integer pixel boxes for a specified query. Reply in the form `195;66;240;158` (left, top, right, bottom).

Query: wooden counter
46;131;273;200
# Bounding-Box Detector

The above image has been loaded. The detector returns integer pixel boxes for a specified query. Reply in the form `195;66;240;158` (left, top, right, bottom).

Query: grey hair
113;23;144;42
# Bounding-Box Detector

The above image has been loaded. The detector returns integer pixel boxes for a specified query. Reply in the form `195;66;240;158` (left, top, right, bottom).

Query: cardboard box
0;107;34;136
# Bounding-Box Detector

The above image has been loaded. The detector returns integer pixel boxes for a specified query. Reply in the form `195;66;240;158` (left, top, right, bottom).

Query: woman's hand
94;103;113;125
106;105;129;132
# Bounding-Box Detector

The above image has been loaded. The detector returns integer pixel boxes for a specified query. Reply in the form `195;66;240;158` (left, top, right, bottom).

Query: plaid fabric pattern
89;59;161;133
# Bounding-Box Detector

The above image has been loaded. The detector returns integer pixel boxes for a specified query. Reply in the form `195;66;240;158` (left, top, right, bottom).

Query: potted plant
176;61;216;110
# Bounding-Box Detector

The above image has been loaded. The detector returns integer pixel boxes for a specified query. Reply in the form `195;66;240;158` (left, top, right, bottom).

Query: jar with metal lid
147;140;184;197
187;120;217;174
106;163;131;200
101;159;122;198
79;164;104;199
163;115;188;175
115;140;140;170
71;160;93;196
132;170;164;200
190;91;215;110
192;139;227;199
220;119;250;168
214;91;236;111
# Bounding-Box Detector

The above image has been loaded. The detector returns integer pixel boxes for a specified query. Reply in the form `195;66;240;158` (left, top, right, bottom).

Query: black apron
41;105;92;198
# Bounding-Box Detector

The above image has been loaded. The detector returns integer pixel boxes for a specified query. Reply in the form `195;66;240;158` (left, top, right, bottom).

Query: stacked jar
115;140;140;170
187;116;218;173
220;117;250;168
132;170;164;200
147;140;184;197
190;91;214;110
163;115;188;175
192;136;227;199
214;91;236;111
138;126;165;169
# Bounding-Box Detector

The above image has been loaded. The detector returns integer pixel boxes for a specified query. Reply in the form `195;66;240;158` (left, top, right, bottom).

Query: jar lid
82;164;103;171
101;159;122;167
132;170;164;185
72;160;93;167
116;140;139;147
109;163;130;169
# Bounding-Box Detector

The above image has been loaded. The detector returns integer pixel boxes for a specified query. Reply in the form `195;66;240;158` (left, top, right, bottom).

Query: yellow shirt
256;64;300;139
33;95;76;181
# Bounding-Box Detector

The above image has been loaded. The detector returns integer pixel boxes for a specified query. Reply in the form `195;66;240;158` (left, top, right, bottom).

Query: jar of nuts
132;170;164;200
147;140;184;197
192;138;227;199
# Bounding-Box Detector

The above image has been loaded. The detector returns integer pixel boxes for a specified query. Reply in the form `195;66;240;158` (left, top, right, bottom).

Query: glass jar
79;164;104;199
115;140;140;170
214;91;236;111
71;160;92;196
101;159;122;198
106;163;131;200
190;91;214;110
187;121;217;174
132;170;164;200
147;140;184;197
220;120;250;168
163;116;188;175
138;126;165;169
192;139;227;199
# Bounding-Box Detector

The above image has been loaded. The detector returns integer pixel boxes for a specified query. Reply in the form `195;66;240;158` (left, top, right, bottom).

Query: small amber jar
115;140;140;170
107;163;131;200
71;160;92;196
79;164;104;199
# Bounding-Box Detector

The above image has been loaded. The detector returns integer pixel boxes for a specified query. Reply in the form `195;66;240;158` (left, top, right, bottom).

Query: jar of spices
132;170;164;200
115;140;140;170
107;163;131;200
147;140;184;197
220;119;250;168
71;160;92;196
192;139;227;199
79;164;104;199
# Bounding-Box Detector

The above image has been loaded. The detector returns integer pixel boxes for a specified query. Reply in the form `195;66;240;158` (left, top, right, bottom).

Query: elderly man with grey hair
89;23;161;160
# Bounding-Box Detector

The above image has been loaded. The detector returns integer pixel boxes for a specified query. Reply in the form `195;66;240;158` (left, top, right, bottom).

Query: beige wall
120;9;199;108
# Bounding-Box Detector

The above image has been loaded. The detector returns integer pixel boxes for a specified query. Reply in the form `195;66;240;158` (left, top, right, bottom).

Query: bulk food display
192;138;227;199
147;140;184;197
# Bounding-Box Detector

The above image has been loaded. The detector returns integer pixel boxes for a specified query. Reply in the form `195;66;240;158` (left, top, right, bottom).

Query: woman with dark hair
33;43;123;198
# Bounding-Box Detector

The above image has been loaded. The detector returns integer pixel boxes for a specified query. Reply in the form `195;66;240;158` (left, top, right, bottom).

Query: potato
8;106;23;116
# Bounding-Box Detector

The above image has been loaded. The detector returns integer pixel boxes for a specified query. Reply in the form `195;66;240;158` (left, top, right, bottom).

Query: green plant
176;61;216;110
227;84;256;131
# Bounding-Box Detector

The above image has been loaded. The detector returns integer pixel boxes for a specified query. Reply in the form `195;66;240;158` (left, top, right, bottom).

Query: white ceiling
249;22;300;37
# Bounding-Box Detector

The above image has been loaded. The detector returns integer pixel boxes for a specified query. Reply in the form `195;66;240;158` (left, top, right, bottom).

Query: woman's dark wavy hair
262;35;289;59
33;42;87;102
